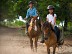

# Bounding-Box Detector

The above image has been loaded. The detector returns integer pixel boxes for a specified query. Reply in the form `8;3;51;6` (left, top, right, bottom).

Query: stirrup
58;39;64;45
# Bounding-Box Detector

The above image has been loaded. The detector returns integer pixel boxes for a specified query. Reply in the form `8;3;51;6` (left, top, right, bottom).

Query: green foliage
14;20;25;27
0;0;72;29
0;0;72;20
68;22;72;30
0;19;25;28
56;20;60;25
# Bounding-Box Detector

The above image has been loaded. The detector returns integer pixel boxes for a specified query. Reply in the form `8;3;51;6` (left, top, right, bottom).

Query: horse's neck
50;30;56;39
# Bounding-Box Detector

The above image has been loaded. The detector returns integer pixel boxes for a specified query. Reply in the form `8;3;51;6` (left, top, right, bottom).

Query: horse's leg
47;46;50;54
30;38;33;51
53;45;56;54
35;37;38;52
48;49;50;54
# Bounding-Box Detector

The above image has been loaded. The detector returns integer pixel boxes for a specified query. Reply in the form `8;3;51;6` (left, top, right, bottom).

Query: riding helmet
47;5;55;10
28;1;34;5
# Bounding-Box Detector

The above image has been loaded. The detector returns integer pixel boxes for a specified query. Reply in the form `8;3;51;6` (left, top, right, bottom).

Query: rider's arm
46;18;49;21
26;9;29;19
32;8;38;20
54;14;57;25
46;15;49;22
33;8;38;17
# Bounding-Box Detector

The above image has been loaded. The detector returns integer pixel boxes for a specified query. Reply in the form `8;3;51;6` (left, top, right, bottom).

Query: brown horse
42;21;57;54
28;18;41;51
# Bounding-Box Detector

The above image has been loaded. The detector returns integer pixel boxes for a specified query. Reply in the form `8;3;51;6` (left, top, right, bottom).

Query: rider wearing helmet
46;5;56;26
41;5;61;44
40;5;56;43
46;5;62;44
47;5;55;10
24;1;38;34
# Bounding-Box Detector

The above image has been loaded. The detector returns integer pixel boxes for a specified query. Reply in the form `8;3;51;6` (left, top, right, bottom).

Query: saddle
50;25;61;44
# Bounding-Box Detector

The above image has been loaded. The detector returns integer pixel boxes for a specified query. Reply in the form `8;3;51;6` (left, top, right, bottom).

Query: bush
0;19;26;28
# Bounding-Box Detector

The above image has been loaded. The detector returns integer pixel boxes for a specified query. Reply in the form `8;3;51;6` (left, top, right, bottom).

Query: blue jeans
54;26;60;42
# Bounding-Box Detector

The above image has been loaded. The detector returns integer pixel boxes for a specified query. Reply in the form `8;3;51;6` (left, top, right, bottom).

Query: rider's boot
40;32;44;43
26;23;29;35
54;26;64;45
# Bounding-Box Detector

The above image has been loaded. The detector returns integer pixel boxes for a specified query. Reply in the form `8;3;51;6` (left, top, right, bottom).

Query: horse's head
30;18;35;27
42;21;52;40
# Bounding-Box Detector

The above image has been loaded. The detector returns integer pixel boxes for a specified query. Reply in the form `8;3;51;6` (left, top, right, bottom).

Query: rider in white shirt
41;5;57;43
46;14;57;27
46;5;57;27
41;5;61;44
46;5;62;44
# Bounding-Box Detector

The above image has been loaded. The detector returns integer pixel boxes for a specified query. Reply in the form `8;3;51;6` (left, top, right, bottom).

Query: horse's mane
43;21;55;32
43;21;50;28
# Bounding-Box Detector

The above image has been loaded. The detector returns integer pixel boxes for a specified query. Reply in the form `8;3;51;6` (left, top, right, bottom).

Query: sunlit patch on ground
0;27;72;54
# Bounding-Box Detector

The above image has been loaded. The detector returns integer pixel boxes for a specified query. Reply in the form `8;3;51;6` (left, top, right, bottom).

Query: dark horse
42;21;58;54
28;18;41;51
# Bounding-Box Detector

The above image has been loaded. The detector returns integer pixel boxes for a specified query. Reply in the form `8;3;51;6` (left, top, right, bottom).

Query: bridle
44;28;52;40
43;23;52;40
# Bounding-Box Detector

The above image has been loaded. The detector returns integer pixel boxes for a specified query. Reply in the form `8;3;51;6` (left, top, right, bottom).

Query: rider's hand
24;18;27;20
33;16;38;20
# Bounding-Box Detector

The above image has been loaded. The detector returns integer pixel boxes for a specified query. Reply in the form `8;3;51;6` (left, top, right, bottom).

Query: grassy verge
0;20;26;28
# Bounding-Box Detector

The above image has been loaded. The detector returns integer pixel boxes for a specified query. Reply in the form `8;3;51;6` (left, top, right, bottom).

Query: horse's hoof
58;39;64;46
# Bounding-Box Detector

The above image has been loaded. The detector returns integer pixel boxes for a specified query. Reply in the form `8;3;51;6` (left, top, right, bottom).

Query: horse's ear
49;22;51;24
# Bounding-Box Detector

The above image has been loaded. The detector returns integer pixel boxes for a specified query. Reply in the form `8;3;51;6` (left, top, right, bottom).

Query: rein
44;29;52;40
43;21;53;40
48;30;51;36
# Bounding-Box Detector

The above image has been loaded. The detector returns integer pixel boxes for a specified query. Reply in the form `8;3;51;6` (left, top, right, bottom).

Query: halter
43;21;53;40
44;28;52;40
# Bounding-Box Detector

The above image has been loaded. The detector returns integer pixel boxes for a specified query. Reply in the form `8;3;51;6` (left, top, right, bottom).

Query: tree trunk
63;18;68;31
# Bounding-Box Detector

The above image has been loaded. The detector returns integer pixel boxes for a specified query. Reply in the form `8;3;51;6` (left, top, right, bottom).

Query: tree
0;0;17;21
0;0;72;29
58;0;71;31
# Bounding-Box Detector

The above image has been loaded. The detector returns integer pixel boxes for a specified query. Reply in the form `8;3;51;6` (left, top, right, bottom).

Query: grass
0;20;26;28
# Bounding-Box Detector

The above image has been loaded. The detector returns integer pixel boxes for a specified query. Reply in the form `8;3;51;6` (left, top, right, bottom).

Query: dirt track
0;27;72;54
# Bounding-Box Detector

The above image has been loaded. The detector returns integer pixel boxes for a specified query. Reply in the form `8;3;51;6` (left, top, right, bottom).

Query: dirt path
0;27;72;54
